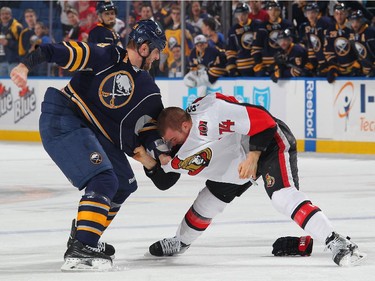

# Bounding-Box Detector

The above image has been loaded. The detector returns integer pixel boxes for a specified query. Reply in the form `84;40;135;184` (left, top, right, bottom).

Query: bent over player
10;20;179;271
134;93;366;267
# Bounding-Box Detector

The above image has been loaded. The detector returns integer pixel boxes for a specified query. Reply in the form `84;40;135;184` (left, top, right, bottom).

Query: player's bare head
157;107;191;137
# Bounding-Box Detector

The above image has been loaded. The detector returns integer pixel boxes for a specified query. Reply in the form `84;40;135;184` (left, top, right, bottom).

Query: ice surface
0;142;374;281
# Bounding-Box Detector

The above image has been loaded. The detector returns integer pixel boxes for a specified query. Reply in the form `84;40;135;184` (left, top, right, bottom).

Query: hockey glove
146;139;171;159
272;236;313;256
326;68;338;84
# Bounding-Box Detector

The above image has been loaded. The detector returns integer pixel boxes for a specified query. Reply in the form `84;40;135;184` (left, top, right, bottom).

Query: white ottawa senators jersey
162;93;277;184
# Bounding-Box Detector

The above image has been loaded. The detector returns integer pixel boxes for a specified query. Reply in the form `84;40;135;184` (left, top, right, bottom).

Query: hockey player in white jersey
134;93;366;266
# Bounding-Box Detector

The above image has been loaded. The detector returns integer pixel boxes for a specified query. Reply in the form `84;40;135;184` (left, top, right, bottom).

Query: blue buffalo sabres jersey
188;45;227;83
39;41;162;156
88;23;123;47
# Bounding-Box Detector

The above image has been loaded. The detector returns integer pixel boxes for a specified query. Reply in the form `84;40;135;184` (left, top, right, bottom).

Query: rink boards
0;77;374;154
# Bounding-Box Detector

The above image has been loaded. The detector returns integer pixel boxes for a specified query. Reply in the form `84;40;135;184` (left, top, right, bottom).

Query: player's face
100;10;116;28
334;10;347;25
142;47;160;71
195;42;207;53
277;38;291;50
305;10;318;23
267;7;281;21
163;124;190;147
235;12;248;25
350;19;362;32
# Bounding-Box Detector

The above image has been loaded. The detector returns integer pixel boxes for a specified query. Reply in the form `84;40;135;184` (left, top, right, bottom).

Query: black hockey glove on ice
272;236;313;256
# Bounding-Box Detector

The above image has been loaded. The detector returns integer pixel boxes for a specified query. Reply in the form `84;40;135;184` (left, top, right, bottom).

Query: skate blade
61;258;113;272
339;252;367;267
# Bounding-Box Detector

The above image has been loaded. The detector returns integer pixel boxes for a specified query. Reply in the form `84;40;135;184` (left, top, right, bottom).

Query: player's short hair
157;107;191;136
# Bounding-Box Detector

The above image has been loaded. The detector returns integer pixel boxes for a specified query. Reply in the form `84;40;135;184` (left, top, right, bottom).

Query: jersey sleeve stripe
62;41;74;69
69;41;84;71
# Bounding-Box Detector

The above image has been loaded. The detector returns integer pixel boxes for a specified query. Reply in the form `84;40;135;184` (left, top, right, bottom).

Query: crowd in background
0;0;374;83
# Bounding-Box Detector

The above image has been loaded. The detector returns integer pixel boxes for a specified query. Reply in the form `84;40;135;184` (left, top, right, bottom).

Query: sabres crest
99;71;134;109
171;148;212;175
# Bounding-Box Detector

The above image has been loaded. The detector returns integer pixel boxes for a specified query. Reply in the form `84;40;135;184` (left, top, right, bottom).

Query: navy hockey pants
39;87;137;203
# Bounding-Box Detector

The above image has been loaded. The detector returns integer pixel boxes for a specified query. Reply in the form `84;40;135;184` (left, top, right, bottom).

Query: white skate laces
325;232;366;266
149;236;190;256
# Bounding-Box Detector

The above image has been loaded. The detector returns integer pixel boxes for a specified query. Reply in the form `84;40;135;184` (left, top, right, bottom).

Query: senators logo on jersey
99;71;135;109
171;148;212;175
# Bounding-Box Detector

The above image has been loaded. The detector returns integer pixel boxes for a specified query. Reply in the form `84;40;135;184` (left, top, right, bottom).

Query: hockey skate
67;219;115;257
61;239;113;272
149;236;190;256
325;232;366;266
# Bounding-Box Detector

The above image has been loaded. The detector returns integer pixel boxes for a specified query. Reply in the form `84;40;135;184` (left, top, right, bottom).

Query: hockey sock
104;202;122;230
75;191;111;248
271;187;334;244
177;187;227;245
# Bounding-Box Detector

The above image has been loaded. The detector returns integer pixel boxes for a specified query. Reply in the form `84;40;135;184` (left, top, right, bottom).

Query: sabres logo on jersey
309;34;321;52
354;42;367;59
334;37;350;57
241;32;255;50
90;152;102;164
269;30;281;49
171;148;212;175
99;71;134;109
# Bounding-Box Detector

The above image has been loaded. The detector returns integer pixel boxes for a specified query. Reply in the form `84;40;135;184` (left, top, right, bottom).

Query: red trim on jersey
274;132;291;187
215;93;276;136
245;106;277;136
292;201;321;228
215;93;239;103
185;207;212;231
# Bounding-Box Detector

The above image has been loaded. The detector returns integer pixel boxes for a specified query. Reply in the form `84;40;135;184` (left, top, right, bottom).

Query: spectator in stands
160;5;194;76
252;1;295;77
270;29;311;83
88;1;122;47
29;21;53;76
184;34;227;88
64;8;84;41
151;0;172;30
324;3;361;83
226;2;260;77
248;0;269;22
0;6;22;77
19;9;38;59
168;44;186;78
140;3;163;28
201;17;225;49
57;0;78;37
348;10;375;77
299;2;332;77
186;1;209;38
138;3;164;78
78;0;96;25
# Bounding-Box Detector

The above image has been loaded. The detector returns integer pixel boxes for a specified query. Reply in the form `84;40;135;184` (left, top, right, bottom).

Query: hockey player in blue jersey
270;29;312;83
183;34;227;89
88;0;123;47
348;10;375;77
10;19;180;271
